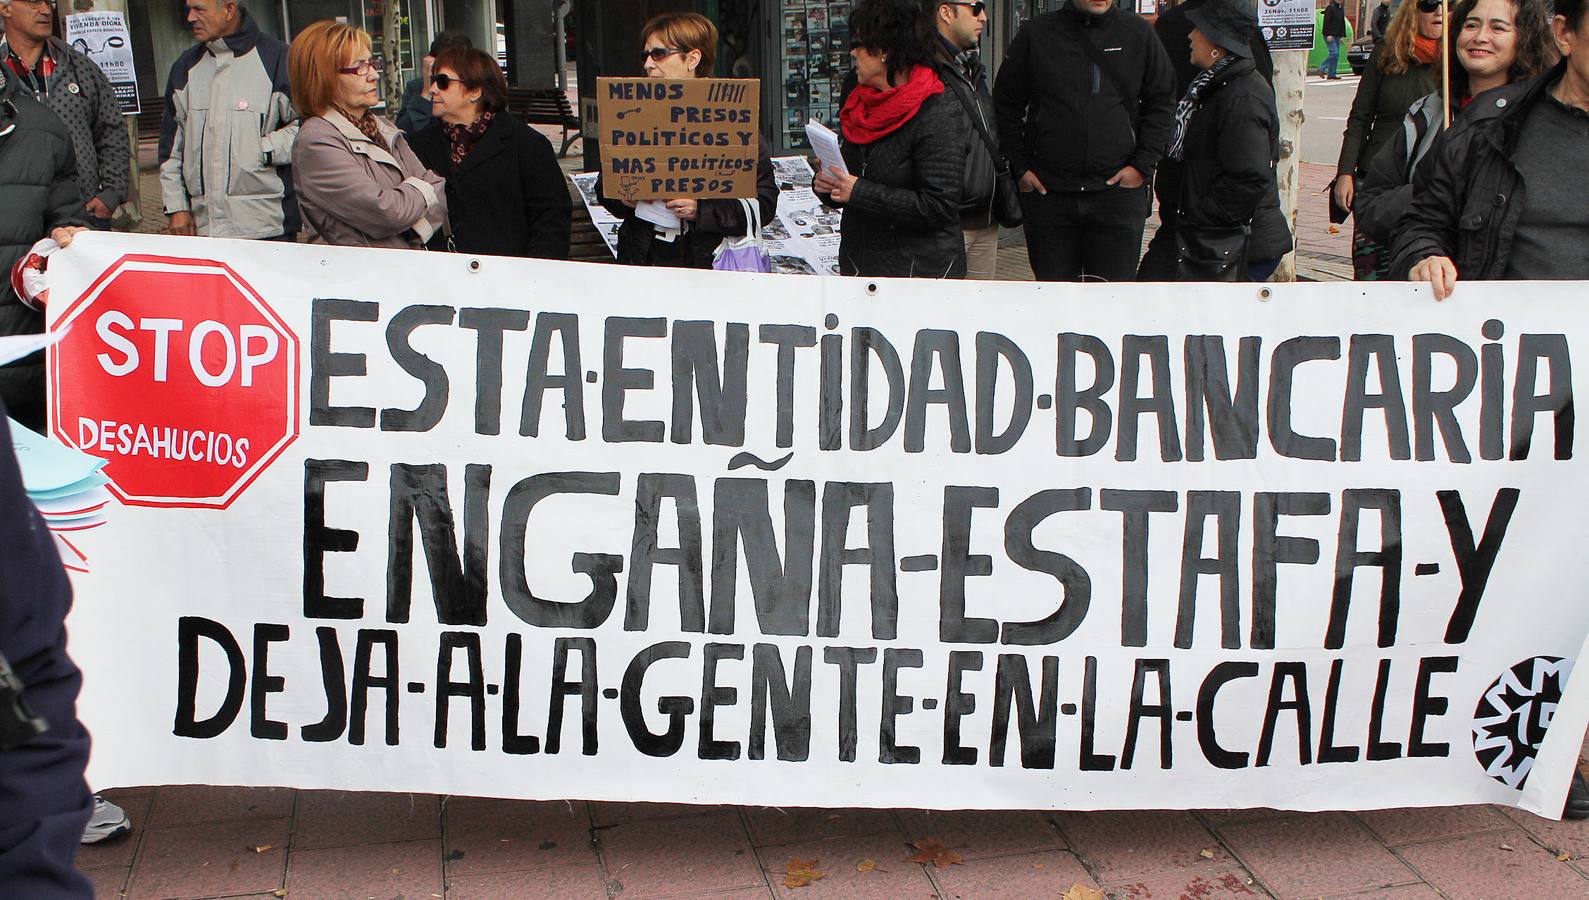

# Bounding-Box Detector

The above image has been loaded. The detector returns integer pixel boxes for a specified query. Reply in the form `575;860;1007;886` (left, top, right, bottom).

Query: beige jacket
292;111;446;249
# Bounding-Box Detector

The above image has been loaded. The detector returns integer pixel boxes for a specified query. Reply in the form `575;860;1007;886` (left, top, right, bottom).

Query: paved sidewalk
77;742;1589;899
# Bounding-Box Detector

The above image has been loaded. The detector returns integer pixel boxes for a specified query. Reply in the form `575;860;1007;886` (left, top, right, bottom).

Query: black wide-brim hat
1187;0;1257;59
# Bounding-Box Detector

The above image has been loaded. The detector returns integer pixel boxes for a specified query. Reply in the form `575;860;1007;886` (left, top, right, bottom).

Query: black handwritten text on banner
47;234;1589;815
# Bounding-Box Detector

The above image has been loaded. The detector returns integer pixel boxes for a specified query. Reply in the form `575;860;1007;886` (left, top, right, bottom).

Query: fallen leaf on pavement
1559;852;1574;862
785;858;825;888
1199;848;1215;859
1061;884;1106;900
1328;224;1341;234
908;837;964;868
856;858;877;873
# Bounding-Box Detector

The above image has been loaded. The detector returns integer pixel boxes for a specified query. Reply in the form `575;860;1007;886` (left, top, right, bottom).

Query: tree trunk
1273;50;1306;282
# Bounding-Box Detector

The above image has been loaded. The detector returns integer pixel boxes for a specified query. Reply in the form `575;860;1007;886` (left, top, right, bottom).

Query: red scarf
1413;34;1440;65
839;65;944;144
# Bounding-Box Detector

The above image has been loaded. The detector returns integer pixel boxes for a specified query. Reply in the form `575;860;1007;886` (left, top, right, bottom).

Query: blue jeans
1321;37;1341;76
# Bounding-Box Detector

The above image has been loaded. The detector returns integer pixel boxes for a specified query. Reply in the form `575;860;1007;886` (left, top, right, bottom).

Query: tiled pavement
76;149;1448;900
77;767;1589;899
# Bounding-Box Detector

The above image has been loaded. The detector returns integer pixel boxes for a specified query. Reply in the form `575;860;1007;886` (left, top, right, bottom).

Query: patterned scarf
339;108;390;153
443;109;494;166
1166;54;1236;161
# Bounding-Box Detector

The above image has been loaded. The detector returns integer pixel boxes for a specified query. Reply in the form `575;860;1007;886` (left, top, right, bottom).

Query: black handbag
944;74;1023;228
1174;224;1250;281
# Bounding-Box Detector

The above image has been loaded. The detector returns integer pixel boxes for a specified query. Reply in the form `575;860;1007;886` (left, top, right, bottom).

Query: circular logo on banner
1472;656;1573;789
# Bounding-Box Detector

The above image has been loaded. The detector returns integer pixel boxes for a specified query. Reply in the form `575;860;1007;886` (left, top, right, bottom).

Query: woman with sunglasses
408;46;572;259
1333;0;1443;279
1354;0;1557;280
596;13;777;269
288;20;447;249
814;0;967;277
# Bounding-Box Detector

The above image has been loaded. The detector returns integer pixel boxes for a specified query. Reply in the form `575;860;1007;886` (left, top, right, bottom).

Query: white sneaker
80;795;131;845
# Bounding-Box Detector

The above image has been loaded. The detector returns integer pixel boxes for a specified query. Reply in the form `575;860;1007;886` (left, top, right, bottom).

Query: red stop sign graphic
50;254;300;509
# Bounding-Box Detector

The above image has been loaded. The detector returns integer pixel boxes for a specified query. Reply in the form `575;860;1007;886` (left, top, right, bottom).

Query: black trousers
1020;185;1151;283
0;409;93;898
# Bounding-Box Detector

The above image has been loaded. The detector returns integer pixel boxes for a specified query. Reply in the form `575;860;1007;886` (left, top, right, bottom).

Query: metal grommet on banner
1258;287;1273;301
468;259;482;273
866;282;878;295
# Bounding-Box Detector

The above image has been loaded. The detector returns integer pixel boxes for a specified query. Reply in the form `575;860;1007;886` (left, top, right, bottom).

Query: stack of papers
9;419;110;573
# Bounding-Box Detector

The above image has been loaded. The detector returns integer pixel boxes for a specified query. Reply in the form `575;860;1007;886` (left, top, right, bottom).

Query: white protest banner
47;233;1589;815
65;12;141;114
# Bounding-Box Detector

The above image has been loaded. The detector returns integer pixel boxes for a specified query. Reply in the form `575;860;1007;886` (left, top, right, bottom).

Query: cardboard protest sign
596;77;761;202
65;12;141;114
46;233;1589;817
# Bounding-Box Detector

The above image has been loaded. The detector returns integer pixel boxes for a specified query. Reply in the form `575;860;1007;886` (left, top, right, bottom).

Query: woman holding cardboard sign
813;0;967;278
596;13;777;269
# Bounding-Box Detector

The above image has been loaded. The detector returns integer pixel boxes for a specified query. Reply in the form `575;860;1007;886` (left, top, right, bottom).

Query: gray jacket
0;35;128;214
158;10;298;238
292;111;446;249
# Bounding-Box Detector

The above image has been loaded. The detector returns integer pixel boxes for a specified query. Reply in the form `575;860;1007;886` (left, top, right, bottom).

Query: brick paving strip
88;151;1578;900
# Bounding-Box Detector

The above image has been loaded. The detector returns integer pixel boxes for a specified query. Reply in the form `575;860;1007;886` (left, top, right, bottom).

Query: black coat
596;137;778;269
934;42;999;228
1389;67;1561;280
1174;59;1282;238
0;84;87;430
410;112;572;259
993;4;1177;191
826;88;968;278
1323;1;1347;39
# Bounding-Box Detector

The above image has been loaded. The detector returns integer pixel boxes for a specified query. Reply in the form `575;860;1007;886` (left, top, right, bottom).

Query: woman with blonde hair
1333;0;1443;278
596;12;777;269
288;20;447;248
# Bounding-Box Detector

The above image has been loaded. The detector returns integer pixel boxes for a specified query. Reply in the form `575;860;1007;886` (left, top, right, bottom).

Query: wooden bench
507;88;582;158
135;100;164;143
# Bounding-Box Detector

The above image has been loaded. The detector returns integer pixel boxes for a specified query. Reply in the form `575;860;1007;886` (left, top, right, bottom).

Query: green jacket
1336;46;1438;177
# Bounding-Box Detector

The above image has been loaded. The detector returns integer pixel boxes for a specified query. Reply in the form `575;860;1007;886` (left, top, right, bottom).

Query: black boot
1564;769;1589;820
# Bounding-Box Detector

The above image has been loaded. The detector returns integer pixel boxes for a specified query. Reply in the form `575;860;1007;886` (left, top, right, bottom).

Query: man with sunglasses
993;0;1175;282
933;0;1006;280
0;0;129;232
158;0;298;240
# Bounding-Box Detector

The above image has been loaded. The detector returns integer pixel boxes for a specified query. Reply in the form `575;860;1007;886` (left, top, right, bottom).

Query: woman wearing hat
1164;0;1283;281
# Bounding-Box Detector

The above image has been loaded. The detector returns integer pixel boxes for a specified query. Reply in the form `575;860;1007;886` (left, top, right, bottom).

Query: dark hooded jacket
0;75;88;430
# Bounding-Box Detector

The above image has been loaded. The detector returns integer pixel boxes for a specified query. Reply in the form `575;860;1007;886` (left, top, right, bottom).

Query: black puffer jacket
993;4;1176;191
1389;67;1557;279
1174;59;1281;239
828;85;968;278
597;136;777;269
410;112;573;259
935;42;999;228
1;80;88;430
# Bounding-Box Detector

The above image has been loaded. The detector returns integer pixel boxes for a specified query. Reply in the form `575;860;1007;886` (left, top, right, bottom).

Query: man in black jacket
993;0;1175;282
1392;0;1589;300
934;0;1001;280
1321;0;1347;78
0;67;88;433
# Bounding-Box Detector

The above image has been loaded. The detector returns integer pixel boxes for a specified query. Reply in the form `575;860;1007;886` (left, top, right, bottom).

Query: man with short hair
1320;0;1347;78
1392;0;1589;301
159;0;297;239
0;0;129;230
993;0;1175;282
933;0;1002;280
1371;0;1391;41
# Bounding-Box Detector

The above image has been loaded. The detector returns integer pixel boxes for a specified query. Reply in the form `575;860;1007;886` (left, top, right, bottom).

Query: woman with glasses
1333;0;1443;279
1354;0;1557;279
288;20;446;249
813;0;967;277
408;46;571;259
596;12;777;269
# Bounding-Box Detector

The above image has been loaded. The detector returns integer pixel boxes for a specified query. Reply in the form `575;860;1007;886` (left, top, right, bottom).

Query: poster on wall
42;232;1589;818
64;12;141;114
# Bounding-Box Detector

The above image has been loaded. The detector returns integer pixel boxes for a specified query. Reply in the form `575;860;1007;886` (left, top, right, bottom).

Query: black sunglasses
643;46;686;62
429;72;465;89
946;1;988;14
1416;0;1442;11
